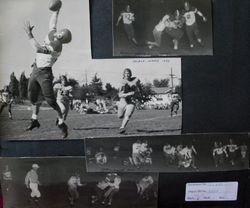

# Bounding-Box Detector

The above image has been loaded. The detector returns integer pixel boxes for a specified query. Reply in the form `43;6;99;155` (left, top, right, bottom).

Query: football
49;0;62;11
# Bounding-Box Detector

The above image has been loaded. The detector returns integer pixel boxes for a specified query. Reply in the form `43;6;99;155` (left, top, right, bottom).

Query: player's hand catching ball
23;21;34;36
49;0;62;11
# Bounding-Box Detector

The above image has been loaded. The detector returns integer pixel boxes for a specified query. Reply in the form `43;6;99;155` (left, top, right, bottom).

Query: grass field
0;105;181;140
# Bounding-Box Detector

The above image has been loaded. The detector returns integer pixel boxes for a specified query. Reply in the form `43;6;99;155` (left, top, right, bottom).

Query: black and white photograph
0;157;158;208
0;56;182;140
113;0;213;56
85;134;249;172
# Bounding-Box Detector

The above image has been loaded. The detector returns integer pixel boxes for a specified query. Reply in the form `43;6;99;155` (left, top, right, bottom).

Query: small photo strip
85;134;249;172
0;157;158;208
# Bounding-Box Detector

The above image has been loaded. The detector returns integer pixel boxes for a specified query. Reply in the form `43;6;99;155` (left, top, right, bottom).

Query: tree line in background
4;72;181;104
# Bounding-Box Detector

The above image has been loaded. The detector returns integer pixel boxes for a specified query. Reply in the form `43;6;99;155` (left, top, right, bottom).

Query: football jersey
227;144;238;152
36;30;61;68
155;15;170;31
133;143;141;154
120;79;137;103
164;146;176;155
1;91;11;103
97;180;109;190
182;7;197;26
3;171;12;181
68;176;82;188
54;83;73;102
112;176;121;189
121;12;135;24
213;147;224;155
140;176;154;189
25;170;39;184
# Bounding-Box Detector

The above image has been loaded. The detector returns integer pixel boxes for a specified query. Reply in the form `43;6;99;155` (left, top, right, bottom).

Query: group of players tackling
117;1;207;50
3;164;156;207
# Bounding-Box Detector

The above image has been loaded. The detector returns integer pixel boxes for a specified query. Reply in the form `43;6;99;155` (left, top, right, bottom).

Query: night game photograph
85;134;249;173
113;0;213;56
1;157;158;208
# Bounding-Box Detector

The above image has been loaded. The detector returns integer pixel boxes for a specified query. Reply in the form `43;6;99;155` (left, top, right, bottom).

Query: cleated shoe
119;127;126;134
58;122;68;138
55;118;59;126
26;119;40;131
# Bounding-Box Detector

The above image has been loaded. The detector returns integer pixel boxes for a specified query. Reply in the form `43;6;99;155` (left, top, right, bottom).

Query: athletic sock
32;114;38;120
58;118;64;125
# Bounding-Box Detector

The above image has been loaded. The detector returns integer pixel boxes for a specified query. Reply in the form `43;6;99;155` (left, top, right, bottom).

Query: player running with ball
53;75;73;122
24;0;72;138
117;68;141;134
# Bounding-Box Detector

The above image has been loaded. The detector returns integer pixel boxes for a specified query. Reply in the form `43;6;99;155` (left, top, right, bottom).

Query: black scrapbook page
0;0;250;208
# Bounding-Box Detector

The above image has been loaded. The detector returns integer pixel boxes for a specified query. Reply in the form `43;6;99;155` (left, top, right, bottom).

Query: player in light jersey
67;174;84;206
103;173;121;206
91;173;121;206
116;5;137;44
240;143;248;160
54;75;73;122
163;143;176;165
132;140;142;167
24;3;71;138
170;93;181;117
239;143;248;166
24;164;41;203
95;147;108;165
139;140;153;165
147;14;173;48
136;175;154;200
212;141;228;168
177;144;197;169
182;1;207;48
117;68;141;134
0;86;13;119
226;138;239;166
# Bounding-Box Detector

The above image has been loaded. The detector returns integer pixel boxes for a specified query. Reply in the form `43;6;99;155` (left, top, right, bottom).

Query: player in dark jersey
0;86;13;119
212;141;228;168
182;1;207;48
166;10;185;50
24;2;71;138
117;68;141;134
170;93;181;117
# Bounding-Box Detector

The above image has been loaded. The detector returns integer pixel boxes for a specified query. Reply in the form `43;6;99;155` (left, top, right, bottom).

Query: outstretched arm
24;21;51;53
196;9;207;22
49;10;60;31
116;13;122;26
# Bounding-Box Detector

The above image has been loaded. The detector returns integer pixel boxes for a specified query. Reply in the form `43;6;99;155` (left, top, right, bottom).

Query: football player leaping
24;2;72;138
